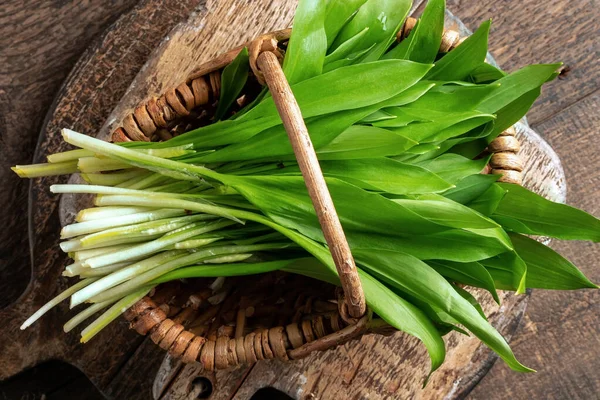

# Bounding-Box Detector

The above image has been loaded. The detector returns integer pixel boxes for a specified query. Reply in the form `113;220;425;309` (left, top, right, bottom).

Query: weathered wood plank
448;0;600;125
0;0;138;309
0;0;204;391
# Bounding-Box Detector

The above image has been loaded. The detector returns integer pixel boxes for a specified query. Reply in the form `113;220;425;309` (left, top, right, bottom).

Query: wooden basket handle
254;49;367;320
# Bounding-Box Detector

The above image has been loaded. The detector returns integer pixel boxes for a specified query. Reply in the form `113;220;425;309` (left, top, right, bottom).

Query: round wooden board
0;1;567;399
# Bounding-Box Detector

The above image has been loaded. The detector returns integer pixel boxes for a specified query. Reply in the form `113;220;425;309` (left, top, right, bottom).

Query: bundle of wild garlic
13;0;598;376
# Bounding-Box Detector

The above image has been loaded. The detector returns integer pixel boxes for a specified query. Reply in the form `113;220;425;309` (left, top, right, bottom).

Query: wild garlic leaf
509;233;598;290
246;60;433;122
426;20;491;81
451;284;488;321
224;175;452;242
392;194;500;229
176;60;432;149
492;183;600;241
214;47;249;121
360;271;447;375
273;229;447;375
283;0;328;84
469;62;507;84
355;249;532;372
348;229;510;262
198;108;373;162
331;0;412;57
325;27;370;64
304;158;453;195
360;109;396;123
316;125;418;159
481;250;528;294
384;0;445;63
199;81;435;163
404;83;499;112
428;260;500;304
390;110;494;142
477;64;561;114
484;87;541;141
417;153;490;184
324;0;369;48
443;174;499;204
466;182;507;216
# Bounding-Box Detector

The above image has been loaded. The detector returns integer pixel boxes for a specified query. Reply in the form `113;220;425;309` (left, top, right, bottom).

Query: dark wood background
0;0;598;399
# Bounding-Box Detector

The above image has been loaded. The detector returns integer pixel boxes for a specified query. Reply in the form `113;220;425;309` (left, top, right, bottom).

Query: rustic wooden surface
0;0;598;399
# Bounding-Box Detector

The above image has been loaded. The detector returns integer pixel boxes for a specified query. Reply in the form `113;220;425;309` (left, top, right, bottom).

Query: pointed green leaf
510;233;598;290
426;20;491;81
428;260;500;303
214;48;249;121
355;249;532;372
283;0;328;84
492;183;600;241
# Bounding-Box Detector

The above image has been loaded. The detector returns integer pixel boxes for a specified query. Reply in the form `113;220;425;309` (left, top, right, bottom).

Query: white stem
20;278;98;330
64;300;112;333
83;220;236;269
76;206;153;222
60;208;185;238
80;286;153;343
70;251;186;307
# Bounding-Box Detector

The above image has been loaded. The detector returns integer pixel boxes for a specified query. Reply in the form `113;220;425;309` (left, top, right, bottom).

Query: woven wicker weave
113;17;523;371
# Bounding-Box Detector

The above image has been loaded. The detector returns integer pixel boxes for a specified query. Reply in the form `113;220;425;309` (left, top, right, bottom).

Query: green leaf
484;87;541;141
443;174;499;204
359;271;447;375
392;194;500;229
492;183;600;241
355;249;532;372
417;153;489;184
246;60;433;122
384;0;445;63
510;233;598;290
268;234;447;376
404;83;499;112
225;175;451;242
325;27;370;64
199;81;435;163
428;260;500;304
481;251;528;294
452;284;488;320
324;0;369;48
390;110;494;142
426;20;491;81
466;182;507;215
469;62;507;84
477;64;561;114
283;0;328;84
297;158;454;195
332;0;412;57
348;229;510;262
172;60;432;149
214;48;249;121
316;125;418;159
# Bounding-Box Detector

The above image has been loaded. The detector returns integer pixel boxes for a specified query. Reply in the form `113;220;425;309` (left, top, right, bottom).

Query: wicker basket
113;17;523;371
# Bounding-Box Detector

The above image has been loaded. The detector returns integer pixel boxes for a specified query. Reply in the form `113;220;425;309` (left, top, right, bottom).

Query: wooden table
1;0;598;399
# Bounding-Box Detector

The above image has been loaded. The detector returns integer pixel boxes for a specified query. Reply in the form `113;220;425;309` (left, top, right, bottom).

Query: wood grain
0;0;138;309
448;0;600;126
0;0;204;394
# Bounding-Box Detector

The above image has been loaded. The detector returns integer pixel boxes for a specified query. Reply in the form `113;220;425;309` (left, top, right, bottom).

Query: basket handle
254;50;366;319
